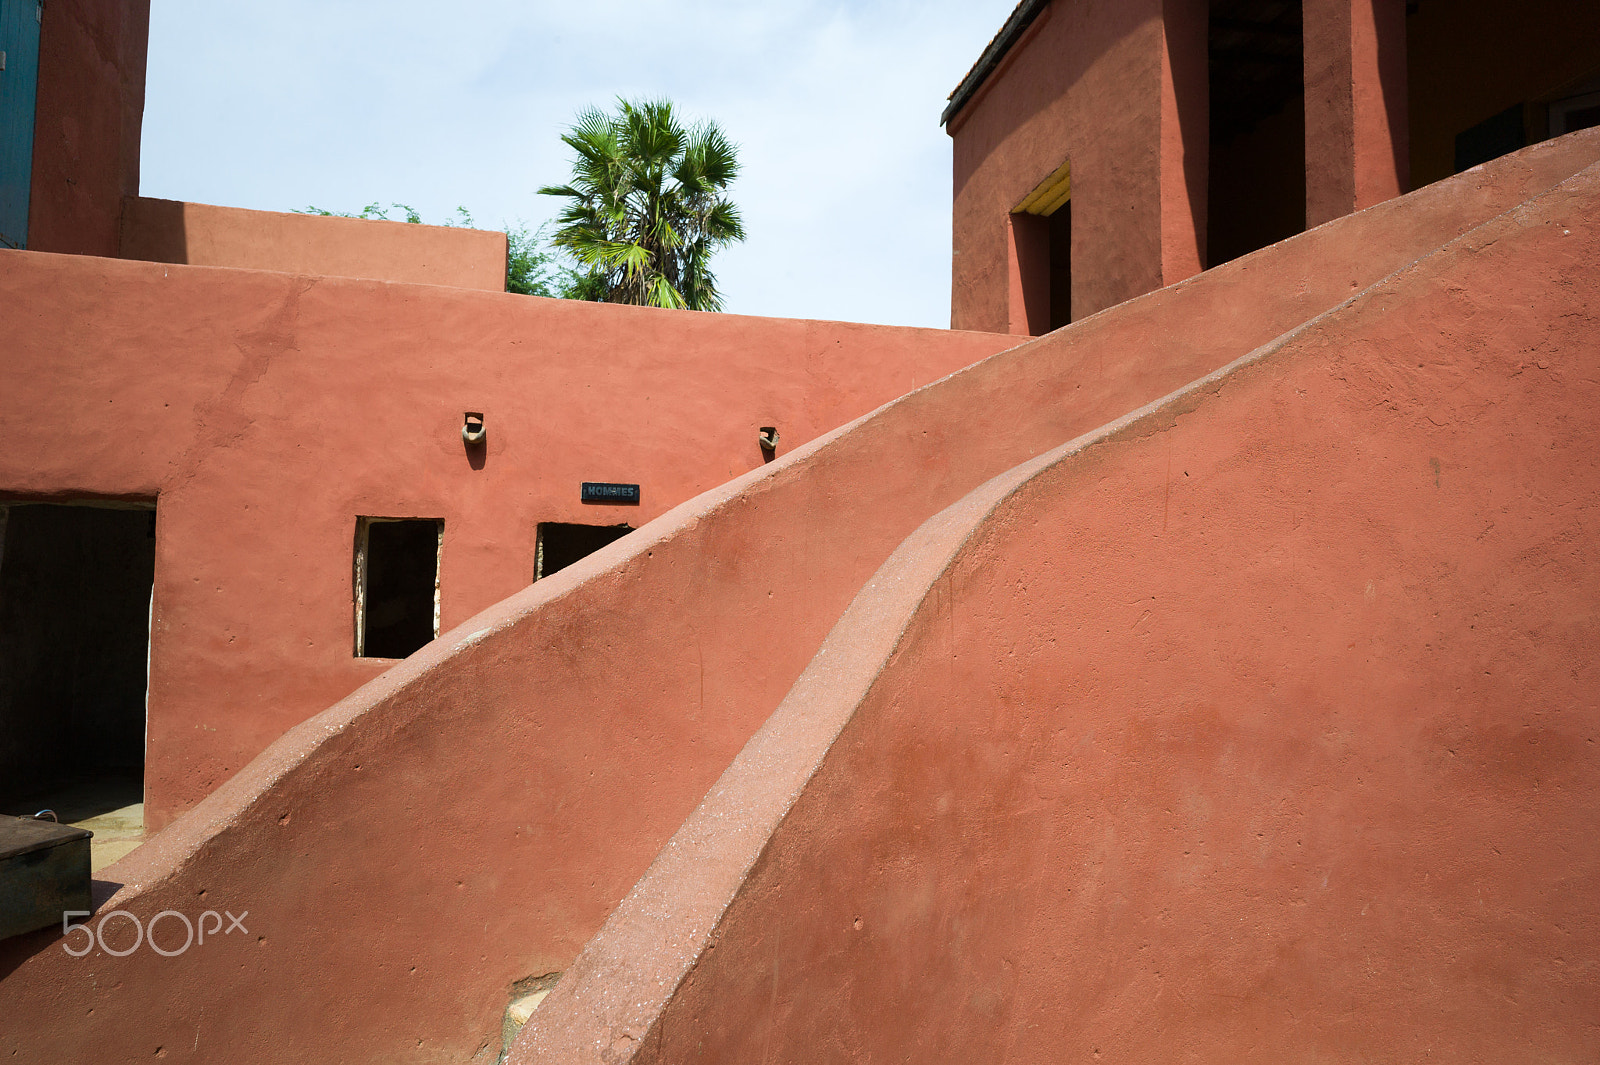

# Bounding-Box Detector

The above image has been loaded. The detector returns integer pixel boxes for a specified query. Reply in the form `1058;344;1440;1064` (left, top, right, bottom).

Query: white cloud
140;0;1017;327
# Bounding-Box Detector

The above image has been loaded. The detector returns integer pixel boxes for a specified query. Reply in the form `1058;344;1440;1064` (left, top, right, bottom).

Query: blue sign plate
581;482;640;504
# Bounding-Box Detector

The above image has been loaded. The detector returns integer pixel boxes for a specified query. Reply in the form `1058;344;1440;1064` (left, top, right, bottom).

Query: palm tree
539;98;747;312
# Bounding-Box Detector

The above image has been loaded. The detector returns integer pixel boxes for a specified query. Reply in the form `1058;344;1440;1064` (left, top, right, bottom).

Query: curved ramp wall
517;162;1600;1063
1;133;1596;1065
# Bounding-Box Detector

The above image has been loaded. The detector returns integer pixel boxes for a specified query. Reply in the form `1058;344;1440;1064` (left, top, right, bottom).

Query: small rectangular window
535;522;633;581
1550;90;1600;137
354;517;442;659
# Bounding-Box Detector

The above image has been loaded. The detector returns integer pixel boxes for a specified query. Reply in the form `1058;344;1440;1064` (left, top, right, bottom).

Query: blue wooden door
0;0;42;249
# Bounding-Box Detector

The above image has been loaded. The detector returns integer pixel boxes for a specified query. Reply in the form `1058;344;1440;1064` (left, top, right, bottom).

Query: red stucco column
1160;0;1208;282
27;0;149;256
1304;0;1409;227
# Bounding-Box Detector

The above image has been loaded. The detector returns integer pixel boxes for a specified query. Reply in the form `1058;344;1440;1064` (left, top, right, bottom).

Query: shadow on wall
115;196;510;289
1407;0;1600;188
117;195;185;263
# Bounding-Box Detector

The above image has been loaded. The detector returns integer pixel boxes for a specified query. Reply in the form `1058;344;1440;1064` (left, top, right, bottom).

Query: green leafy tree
539;97;746;311
300;201;426;224
504;222;562;297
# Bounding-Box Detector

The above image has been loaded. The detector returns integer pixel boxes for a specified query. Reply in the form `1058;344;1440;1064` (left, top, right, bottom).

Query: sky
138;0;1019;329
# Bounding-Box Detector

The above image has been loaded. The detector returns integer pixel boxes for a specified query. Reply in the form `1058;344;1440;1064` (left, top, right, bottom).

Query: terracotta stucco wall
119;197;510;290
1;135;1592;1065
0;253;1014;828
569;157;1600;1065
1304;0;1409;225
951;0;1426;334
949;1;1180;333
26;0;148;256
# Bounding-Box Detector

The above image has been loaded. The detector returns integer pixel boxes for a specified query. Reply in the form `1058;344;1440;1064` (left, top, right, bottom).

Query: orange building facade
0;0;1018;831
2;2;1599;1063
947;0;1600;335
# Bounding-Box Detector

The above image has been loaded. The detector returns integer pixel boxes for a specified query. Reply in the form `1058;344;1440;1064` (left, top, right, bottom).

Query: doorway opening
535;522;634;581
0;503;155;843
1010;156;1073;336
1207;0;1306;266
354;517;442;659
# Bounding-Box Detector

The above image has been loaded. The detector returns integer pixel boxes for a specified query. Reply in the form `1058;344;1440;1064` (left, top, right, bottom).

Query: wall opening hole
1046;202;1071;331
355;517;442;659
1454;102;1526;172
0;502;154;841
535;522;633;581
1207;0;1305;266
1009;156;1073;337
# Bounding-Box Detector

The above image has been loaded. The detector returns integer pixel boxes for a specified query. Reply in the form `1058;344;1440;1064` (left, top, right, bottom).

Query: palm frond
539;96;746;311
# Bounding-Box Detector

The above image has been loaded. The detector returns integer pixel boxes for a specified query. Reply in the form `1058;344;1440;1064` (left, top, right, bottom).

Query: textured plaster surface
955;0;1416;332
950;1;1168;332
119;196;510;290
0;258;1013;829
26;0;148;257
1304;0;1409;226
525;159;1600;1064
0;134;1596;1065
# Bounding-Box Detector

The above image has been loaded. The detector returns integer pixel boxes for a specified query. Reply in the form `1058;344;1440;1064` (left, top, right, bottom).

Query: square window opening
354;518;442;659
535;522;634;581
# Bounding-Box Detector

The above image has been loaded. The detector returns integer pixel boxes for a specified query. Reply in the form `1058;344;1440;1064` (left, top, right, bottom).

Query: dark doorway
535;522;633;580
1010;200;1072;336
0;503;155;810
1046;202;1072;331
1207;0;1306;266
355;518;441;659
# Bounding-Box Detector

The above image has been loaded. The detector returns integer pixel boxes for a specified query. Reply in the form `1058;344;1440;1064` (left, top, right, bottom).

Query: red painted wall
119;197;510;290
950;0;1443;332
1304;0;1409;226
26;0;148;256
949;0;1209;335
537;155;1600;1065
0;254;1013;828
1160;0;1208;282
950;1;1161;333
0;134;1593;1065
